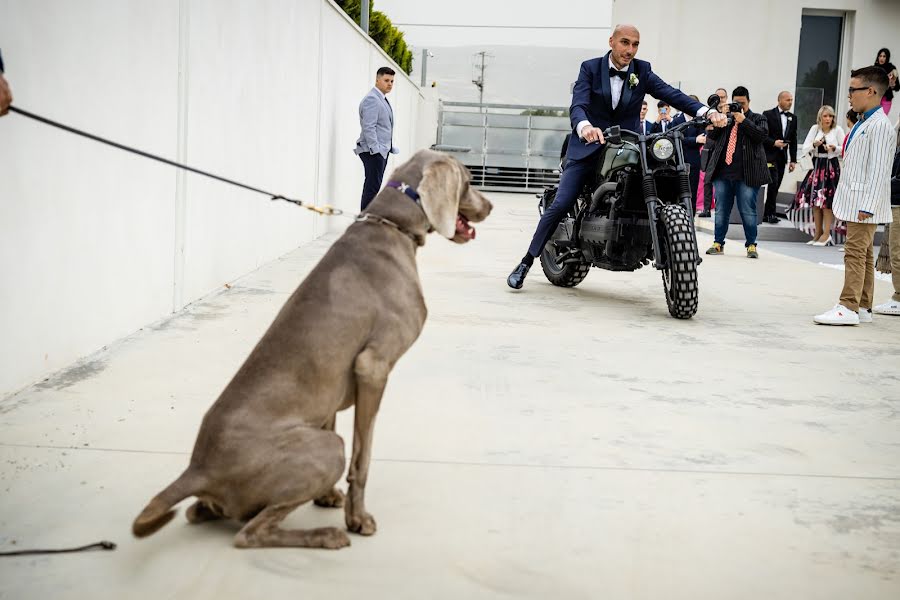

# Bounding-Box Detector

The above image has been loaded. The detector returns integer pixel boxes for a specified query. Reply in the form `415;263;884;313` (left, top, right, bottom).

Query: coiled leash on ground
0;540;116;557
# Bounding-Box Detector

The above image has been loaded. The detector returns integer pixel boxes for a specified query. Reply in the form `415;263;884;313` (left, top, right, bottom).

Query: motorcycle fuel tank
597;142;640;179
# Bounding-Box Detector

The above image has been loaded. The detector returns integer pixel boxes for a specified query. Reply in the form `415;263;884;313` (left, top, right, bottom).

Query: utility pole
360;0;369;34
420;49;434;88
472;51;489;111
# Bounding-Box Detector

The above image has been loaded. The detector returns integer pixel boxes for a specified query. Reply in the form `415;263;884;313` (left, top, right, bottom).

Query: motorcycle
539;96;724;319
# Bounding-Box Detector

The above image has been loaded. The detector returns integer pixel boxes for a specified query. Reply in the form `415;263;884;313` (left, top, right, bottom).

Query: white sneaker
873;300;900;316
813;304;860;325
859;308;873;323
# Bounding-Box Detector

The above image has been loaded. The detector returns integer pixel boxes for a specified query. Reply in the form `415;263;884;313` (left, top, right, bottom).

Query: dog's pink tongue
455;214;475;240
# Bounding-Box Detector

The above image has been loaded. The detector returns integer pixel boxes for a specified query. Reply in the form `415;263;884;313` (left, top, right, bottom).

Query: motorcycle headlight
651;137;675;161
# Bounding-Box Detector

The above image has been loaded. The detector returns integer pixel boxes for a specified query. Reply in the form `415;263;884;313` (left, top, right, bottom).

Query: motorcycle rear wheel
658;204;699;319
540;241;590;288
538;189;591;288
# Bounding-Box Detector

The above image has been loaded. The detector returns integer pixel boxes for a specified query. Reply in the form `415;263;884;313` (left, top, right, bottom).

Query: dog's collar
355;213;424;246
386;180;421;205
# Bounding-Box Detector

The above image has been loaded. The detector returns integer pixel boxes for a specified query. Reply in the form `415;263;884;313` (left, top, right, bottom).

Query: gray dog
133;150;492;549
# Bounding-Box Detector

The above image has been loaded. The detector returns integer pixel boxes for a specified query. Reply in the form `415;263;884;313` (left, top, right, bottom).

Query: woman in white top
794;105;846;245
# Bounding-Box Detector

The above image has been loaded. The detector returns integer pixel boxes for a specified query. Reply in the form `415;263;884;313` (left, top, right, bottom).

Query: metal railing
434;101;571;192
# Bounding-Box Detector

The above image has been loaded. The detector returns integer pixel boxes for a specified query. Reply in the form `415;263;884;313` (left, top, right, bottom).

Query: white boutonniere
628;73;639;89
787;116;793;123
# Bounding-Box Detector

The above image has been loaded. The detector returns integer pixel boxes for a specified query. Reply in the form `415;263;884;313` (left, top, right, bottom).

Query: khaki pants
892;207;900;302
839;221;878;312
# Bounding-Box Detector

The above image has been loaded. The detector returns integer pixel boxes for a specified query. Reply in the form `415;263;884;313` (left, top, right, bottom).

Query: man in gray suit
355;67;399;210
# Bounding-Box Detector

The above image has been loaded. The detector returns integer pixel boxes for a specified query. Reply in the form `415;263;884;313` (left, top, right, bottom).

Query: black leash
8;105;344;216
0;540;116;557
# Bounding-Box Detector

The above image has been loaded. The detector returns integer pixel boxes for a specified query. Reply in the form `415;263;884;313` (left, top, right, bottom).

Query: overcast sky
374;0;613;49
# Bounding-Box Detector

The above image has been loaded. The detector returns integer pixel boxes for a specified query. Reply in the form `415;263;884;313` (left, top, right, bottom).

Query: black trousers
360;152;388;210
765;158;786;217
526;155;595;257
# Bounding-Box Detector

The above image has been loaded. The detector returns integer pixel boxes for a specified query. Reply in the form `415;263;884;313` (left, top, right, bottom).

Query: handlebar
601;112;734;144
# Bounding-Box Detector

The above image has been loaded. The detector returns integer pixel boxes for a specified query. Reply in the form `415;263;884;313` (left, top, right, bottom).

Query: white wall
611;0;900;191
0;0;428;397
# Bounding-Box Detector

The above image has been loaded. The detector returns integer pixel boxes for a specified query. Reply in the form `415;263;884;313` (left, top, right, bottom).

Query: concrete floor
2;192;899;599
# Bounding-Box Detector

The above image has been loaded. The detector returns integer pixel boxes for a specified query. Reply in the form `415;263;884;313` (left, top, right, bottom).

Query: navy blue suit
527;53;703;257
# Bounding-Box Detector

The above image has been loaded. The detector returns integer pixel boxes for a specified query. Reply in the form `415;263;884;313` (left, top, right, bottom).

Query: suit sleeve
569;61;593;131
683;124;700;146
359;95;381;153
762;112;779;149
789;118;798;162
859;122;897;215
645;70;702;117
739;113;768;143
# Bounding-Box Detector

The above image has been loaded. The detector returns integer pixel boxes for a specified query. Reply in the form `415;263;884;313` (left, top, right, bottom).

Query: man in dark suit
638;100;651;135
507;24;726;289
677;95;705;212
650;101;679;133
761;91;798;223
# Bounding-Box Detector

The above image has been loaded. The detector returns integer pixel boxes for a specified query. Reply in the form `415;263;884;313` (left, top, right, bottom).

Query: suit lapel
614;61;636;118
600;54;613;114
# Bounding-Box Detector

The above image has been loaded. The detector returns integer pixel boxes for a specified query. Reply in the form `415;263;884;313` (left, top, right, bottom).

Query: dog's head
415;151;492;243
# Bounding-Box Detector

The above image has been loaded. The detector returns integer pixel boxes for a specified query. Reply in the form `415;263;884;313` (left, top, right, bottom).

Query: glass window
794;14;843;134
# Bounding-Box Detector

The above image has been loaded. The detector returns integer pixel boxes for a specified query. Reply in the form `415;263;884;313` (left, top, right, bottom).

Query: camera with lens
726;101;742;113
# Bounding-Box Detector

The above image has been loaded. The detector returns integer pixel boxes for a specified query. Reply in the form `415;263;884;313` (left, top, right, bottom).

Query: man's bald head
613;24;640;37
777;90;793;111
608;24;641;68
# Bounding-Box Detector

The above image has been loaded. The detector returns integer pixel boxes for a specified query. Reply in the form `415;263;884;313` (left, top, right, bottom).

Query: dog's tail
132;470;198;538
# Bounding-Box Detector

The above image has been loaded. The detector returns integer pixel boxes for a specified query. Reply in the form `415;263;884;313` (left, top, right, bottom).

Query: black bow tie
780;111;789;116
609;68;627;80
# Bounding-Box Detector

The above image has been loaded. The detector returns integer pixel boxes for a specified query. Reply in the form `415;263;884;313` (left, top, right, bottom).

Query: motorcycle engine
580;213;616;246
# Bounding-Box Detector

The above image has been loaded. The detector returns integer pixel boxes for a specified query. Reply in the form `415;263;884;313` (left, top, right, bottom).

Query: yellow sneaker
747;244;759;258
705;242;724;255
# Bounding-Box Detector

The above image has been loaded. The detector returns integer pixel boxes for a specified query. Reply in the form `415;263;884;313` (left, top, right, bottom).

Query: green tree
335;0;413;75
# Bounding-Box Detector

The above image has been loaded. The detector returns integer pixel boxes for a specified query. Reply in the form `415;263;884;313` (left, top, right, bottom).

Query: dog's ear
418;156;464;238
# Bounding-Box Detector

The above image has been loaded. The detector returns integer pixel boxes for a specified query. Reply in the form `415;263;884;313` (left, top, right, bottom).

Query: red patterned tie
724;123;738;165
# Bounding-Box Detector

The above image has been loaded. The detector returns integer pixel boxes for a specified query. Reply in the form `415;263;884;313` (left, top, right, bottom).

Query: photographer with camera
704;86;770;259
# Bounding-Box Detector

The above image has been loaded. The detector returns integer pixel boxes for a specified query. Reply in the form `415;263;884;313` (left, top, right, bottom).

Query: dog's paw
313;488;345;508
346;512;377;536
319;528;352;550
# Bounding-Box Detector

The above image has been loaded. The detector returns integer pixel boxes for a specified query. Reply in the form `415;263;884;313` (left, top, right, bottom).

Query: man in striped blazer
814;66;896;326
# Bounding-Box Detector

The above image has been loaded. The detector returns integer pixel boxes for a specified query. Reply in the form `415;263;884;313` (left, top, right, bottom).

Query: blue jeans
712;178;760;247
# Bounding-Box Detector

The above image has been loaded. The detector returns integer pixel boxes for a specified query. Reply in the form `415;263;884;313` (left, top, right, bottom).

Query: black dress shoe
698;210;711;218
765;215;781;224
507;262;531;289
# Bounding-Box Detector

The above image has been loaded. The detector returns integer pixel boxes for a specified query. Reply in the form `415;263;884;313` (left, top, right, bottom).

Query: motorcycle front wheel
658;204;699;319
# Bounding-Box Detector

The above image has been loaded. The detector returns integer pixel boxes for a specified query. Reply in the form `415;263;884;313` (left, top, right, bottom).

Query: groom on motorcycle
507;24;728;289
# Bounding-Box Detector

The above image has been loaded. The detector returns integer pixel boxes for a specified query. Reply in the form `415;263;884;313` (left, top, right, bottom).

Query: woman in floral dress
793;105;845;246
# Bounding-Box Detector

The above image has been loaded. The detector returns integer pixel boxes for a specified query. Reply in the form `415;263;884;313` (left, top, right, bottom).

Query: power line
393;23;611;30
